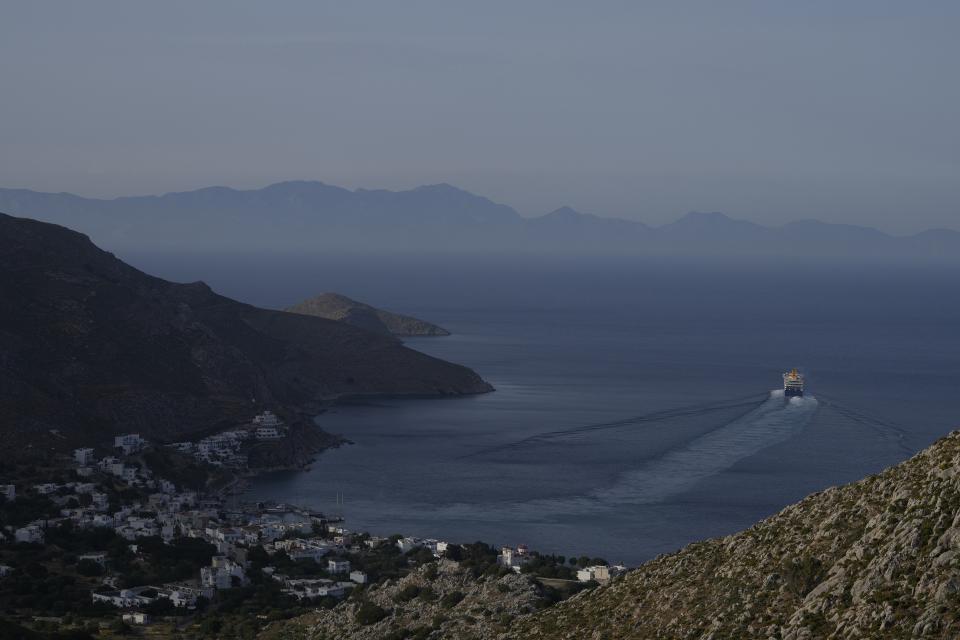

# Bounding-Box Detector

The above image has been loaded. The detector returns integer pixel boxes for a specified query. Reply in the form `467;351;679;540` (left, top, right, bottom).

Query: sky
2;1;959;234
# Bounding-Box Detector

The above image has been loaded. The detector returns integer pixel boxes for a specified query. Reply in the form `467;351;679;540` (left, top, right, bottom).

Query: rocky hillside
286;293;450;338
261;560;543;640
511;430;960;639
0;213;491;455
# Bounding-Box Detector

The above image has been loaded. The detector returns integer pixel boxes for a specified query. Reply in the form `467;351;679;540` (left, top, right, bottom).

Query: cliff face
286;293;451;338
512;430;960;639
0;213;491;454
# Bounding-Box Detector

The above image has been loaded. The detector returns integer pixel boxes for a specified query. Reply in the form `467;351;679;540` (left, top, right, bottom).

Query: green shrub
441;591;465;609
355;601;388;626
394;585;421;603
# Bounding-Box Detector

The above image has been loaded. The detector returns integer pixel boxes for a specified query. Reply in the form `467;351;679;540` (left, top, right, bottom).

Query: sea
127;252;960;566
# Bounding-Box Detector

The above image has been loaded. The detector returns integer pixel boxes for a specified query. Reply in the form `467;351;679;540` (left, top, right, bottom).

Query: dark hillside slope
0;213;491;454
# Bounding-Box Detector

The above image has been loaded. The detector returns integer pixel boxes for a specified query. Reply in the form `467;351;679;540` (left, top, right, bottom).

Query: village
0;410;622;635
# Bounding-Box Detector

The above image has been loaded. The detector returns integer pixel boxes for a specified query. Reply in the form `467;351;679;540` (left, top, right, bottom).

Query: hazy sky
2;1;959;233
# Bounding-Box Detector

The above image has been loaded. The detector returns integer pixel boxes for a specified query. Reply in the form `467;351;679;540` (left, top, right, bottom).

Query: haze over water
134;253;960;565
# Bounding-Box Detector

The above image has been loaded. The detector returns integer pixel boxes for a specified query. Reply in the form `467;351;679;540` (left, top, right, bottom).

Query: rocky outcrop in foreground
264;431;960;640
512;430;960;639
286;293;450;338
261;560;542;640
0;213;491;455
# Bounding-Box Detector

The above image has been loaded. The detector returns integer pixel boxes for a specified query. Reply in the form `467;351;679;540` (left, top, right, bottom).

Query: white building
396;537;423;553
288;546;330;563
423;539;449;556
280;577;351;600
255;426;282;439
349;570;368;584
251;410;285;439
201;556;246;590
74;448;96;466
15;525;45;544
498;545;530;572
211;527;243;544
252;410;282;428
114;434;147;455
122;613;151;625
327;559;350;574
0;484;14;502
79;552;108;566
92;588;153;608
200;566;233;590
167;587;204;608
91;514;114;528
91;492;110;511
73;482;96;495
576;564;623;584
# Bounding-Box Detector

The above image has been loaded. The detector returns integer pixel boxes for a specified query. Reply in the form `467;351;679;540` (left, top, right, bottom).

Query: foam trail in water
457;392;769;460
594;390;818;505
423;390;818;522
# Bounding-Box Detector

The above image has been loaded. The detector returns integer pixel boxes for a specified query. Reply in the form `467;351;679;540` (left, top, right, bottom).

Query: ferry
783;368;804;397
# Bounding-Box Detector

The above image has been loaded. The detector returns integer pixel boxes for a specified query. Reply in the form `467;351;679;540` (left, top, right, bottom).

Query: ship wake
457;392;769;460
593;390;818;506
428;390;819;521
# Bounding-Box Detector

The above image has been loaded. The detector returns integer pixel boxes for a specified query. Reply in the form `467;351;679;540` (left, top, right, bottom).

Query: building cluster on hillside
168;410;288;468
1;410;626;629
0;413;319;623
92;584;209;609
395;536;448;555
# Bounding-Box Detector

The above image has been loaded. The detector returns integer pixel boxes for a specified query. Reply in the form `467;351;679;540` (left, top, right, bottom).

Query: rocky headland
0;212;491;458
286;293;450;338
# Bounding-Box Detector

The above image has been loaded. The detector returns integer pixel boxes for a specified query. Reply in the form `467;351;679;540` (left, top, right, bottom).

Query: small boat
783;368;804;397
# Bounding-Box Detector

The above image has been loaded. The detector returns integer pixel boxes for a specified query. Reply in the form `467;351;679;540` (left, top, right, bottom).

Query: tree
354;601;388;625
76;559;104;577
441;591;464;609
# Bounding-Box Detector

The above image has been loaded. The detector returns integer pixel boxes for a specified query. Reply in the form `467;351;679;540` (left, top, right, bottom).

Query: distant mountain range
1;181;958;261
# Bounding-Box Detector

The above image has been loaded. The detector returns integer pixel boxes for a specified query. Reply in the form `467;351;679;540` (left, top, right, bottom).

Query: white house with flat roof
15;525;44;544
327;559;350;574
114;434;147;455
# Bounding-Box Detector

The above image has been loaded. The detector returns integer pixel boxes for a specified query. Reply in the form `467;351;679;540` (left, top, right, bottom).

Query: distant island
286;293;450;338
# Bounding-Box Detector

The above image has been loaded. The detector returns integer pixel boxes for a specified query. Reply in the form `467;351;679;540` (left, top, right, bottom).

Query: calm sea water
129;253;960;565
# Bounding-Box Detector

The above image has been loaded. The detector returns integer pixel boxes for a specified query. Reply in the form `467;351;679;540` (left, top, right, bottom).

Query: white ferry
783;368;804;397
